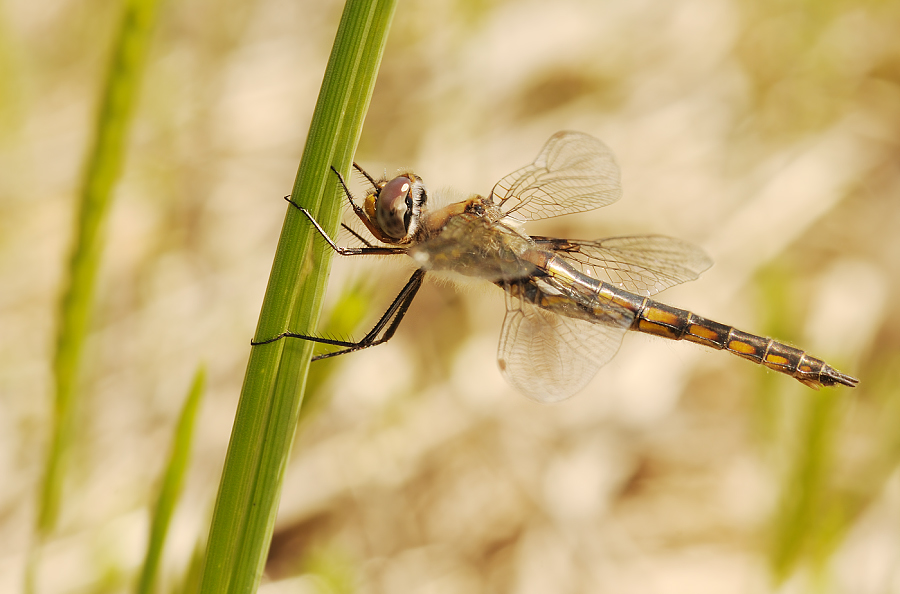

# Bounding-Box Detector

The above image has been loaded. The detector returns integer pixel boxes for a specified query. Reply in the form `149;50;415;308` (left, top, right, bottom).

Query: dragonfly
253;131;858;402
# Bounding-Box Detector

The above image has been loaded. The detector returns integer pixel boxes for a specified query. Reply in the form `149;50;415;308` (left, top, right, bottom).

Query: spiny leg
330;165;373;230
254;165;411;353
281;162;395;254
352;162;379;188
311;268;425;360
283;164;371;223
251;269;426;360
342;223;376;247
281;195;405;257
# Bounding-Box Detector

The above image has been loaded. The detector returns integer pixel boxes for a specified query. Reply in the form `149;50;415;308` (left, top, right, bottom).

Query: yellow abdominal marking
689;325;718;341
765;353;790;366
728;340;757;355
643;308;680;326
637;319;678;339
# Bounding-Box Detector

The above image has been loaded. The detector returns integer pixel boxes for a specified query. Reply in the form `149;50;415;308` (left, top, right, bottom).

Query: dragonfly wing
534;235;713;296
490;131;622;222
497;287;632;403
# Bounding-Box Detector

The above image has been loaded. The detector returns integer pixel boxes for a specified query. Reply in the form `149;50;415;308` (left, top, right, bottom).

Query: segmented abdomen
631;297;858;388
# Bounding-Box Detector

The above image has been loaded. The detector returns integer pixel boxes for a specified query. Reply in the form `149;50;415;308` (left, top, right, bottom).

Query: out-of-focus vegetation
35;0;162;571
1;0;898;592
138;367;204;594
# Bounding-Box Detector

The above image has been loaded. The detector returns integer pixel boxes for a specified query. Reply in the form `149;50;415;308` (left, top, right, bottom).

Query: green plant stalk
177;538;206;594
38;0;161;538
769;390;840;582
137;367;205;594
755;264;845;582
198;1;398;592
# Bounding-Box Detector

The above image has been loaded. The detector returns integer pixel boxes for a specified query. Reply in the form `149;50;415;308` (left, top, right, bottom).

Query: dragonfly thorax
410;209;539;282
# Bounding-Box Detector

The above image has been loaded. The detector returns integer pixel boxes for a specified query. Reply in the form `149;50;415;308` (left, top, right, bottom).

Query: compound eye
376;175;414;239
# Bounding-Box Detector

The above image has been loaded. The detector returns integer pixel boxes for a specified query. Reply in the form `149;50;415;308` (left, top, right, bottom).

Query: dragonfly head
365;173;428;243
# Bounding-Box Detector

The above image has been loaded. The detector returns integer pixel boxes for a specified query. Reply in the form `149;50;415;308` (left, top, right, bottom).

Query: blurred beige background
1;0;898;592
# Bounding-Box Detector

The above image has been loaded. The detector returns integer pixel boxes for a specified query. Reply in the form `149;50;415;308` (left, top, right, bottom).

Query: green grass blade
198;1;398;592
768;390;840;581
174;535;207;594
136;367;206;594
35;0;161;547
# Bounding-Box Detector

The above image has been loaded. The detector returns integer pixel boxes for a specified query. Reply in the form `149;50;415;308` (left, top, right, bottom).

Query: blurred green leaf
42;0;162;536
301;278;373;422
755;264;850;583
137;367;205;594
303;547;357;594
768;389;840;582
29;0;162;588
175;536;207;594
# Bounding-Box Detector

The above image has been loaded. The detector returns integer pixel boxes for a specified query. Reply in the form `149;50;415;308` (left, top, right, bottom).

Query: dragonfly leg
352;162;379;188
330;165;375;230
282;195;405;257
341;223;376;247
251;269;426;360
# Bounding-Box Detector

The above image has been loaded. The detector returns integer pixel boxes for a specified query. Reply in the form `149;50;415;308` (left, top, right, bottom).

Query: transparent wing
497;284;634;403
533;235;713;297
489;131;622;222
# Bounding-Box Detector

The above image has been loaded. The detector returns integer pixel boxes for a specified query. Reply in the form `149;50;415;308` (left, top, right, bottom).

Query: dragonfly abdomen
630;297;858;389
